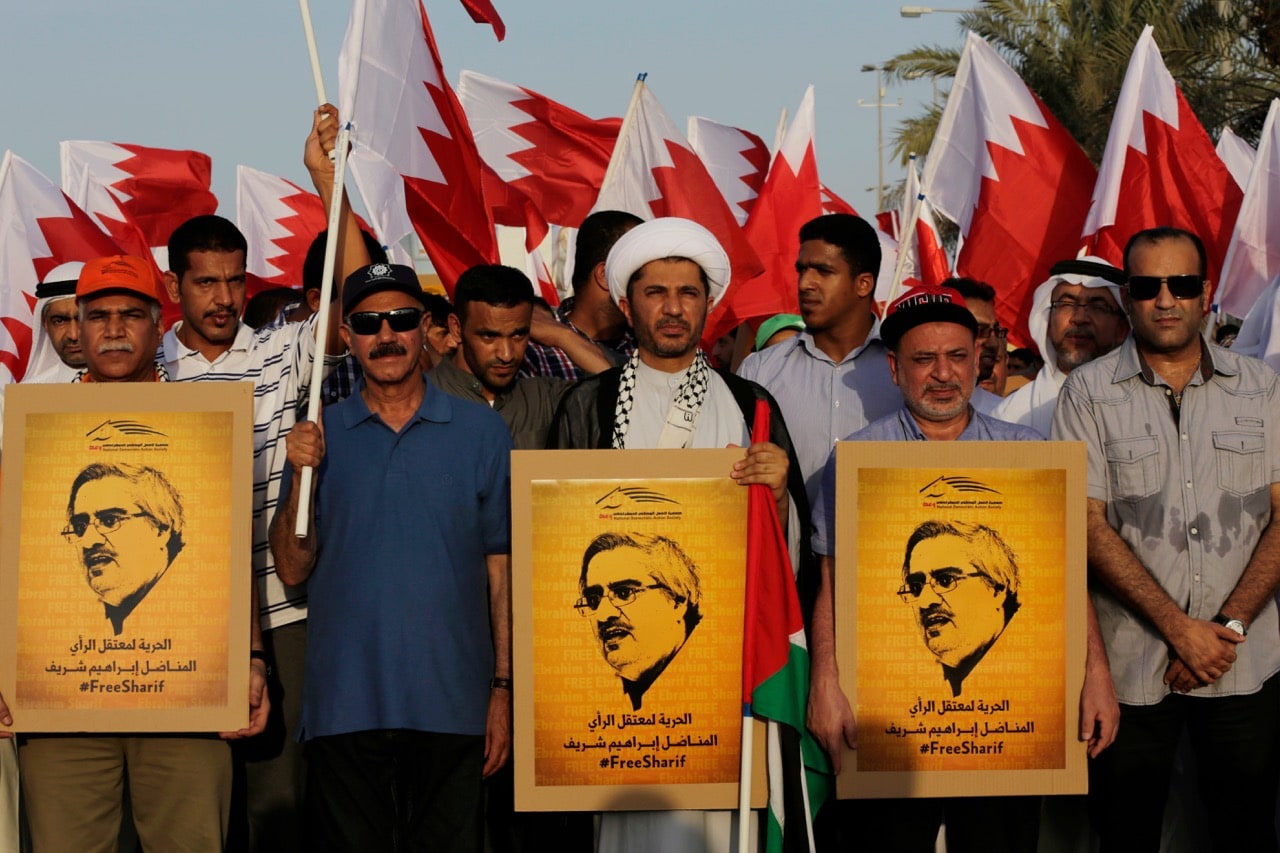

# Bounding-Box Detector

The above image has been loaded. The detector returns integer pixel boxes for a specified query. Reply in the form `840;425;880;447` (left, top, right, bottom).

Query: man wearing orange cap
0;254;269;852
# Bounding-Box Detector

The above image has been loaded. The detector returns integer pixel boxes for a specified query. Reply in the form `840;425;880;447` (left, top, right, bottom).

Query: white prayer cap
605;217;730;308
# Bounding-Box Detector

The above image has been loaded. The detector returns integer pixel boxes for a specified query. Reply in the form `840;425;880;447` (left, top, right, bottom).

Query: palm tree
885;0;1280;169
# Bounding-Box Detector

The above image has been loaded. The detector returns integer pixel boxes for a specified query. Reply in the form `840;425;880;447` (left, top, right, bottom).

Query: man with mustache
993;258;1127;437
1054;227;1280;850
2;254;268;852
160;107;370;852
809;284;1116;852
576;532;702;711
899;520;1021;697
65;462;185;636
271;262;512;852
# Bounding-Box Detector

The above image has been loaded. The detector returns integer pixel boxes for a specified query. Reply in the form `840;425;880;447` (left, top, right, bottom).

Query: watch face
1226;620;1247;636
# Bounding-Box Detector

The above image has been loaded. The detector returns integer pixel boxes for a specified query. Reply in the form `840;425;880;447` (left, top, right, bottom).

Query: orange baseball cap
76;255;162;304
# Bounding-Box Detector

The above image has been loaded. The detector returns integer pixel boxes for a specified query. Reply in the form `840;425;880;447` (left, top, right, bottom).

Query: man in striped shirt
159;106;370;852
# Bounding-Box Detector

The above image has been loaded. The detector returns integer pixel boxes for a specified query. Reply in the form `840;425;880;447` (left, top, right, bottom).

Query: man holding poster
810;284;1116;852
548;216;805;852
1;255;268;852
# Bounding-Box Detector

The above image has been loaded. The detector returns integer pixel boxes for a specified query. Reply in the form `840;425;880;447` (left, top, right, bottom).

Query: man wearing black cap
271;263;512;852
808;284;1115;853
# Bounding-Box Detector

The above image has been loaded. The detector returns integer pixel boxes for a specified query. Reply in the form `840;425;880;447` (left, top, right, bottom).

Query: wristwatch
1212;613;1247;636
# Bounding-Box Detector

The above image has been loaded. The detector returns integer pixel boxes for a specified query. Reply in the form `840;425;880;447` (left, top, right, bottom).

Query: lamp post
899;5;971;17
858;63;901;212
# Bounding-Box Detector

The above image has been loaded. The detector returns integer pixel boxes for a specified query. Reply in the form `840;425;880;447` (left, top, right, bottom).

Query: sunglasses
345;307;423;336
1125;275;1204;301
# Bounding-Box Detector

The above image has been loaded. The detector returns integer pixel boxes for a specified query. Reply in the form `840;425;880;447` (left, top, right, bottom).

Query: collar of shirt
792;317;886;366
339;380;453;431
162;320;254;364
1114;334;1232;388
894;403;980;440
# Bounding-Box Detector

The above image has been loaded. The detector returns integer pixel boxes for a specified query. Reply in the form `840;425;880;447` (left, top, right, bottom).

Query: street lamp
900;5;971;16
858;63;901;212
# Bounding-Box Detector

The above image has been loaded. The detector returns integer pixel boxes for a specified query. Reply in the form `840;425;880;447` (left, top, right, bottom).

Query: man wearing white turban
548;217;811;853
992;258;1128;436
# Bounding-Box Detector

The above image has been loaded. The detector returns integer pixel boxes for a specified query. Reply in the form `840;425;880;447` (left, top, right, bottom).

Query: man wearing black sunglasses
271;262;513;852
1055;226;1280;851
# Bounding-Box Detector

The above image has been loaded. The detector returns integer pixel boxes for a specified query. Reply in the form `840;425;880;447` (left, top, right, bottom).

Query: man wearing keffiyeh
547;217;813;853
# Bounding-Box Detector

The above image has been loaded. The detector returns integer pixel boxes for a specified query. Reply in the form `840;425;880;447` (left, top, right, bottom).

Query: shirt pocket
1104;436;1161;501
1213;431;1266;498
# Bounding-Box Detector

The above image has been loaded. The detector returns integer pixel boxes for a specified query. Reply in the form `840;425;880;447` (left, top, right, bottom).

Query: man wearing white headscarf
548;217;812;853
992;258;1128;436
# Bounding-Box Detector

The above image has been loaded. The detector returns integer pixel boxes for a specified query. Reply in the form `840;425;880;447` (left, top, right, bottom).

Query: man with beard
993;258;1127;437
271;262;512;852
429;264;609;449
548;217;806;853
1054;227;1280;851
2;254;268;852
809;284;1117;852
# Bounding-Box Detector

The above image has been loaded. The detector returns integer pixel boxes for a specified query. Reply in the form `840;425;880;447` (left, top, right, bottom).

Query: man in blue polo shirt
270;263;512;852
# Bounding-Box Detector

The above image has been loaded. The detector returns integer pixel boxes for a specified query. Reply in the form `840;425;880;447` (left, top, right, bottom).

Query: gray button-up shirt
1053;335;1280;705
738;326;900;511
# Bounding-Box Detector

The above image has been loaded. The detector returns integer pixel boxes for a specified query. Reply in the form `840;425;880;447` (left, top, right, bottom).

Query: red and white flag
711;87;822;341
899;154;950;290
1217;100;1280;319
923;31;1096;347
339;0;498;292
1081;25;1242;295
687;116;770;227
592;78;763;346
820;184;856;216
457;0;505;40
236;164;330;292
459;70;619;228
0;151;124;384
60;141;218;254
1217;126;1257;194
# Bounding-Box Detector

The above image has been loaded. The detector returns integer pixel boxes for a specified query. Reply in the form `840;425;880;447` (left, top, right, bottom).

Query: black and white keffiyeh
611;351;711;449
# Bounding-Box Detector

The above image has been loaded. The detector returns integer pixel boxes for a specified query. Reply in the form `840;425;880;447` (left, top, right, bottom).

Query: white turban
604;217;730;308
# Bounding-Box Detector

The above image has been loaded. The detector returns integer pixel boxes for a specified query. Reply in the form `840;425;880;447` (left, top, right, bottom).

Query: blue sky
2;1;965;221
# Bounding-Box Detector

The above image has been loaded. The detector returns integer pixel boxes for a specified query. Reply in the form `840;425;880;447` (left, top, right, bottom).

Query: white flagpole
888;154;924;304
298;0;328;105
294;0;365;537
598;74;648;195
737;714;754;853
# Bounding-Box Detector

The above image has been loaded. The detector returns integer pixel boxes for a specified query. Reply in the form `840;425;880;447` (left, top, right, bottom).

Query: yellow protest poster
1;383;253;732
834;441;1088;799
512;449;765;812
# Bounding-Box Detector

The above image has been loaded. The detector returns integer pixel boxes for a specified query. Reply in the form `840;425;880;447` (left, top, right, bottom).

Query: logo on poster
918;476;1003;509
84;420;170;452
595;486;683;520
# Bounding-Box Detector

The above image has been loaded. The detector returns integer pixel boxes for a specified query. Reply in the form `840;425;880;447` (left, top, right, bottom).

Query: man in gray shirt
1054;226;1280;851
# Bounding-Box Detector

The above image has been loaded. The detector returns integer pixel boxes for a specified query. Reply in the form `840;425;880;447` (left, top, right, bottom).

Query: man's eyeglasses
897;570;1002;603
62;511;156;543
1049;299;1122;319
974;322;1008;341
574;583;678;616
1125;275;1204;302
345;307;423;336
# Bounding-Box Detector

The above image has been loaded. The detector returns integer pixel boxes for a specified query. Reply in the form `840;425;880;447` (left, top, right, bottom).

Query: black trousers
818;795;1040;853
1088;673;1280;853
304;729;484;853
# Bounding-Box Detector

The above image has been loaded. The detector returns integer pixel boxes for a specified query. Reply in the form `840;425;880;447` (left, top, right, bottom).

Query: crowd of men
0;102;1277;853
